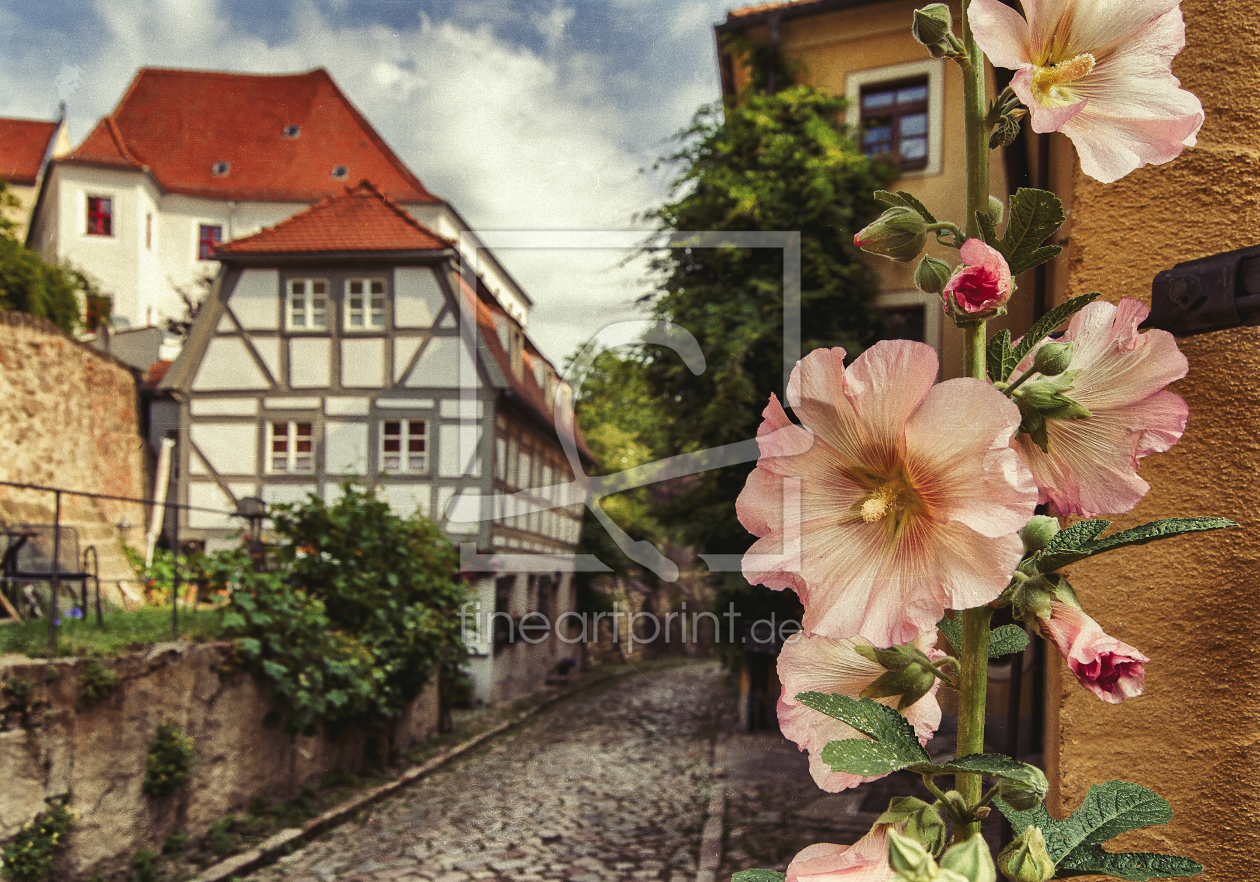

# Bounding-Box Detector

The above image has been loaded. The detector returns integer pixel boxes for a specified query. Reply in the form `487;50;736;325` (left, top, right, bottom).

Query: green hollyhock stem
957;0;992;839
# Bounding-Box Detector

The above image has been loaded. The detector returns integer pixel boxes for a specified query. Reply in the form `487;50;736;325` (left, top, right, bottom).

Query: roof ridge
351;179;446;241
103;116;143;168
317;70;439;202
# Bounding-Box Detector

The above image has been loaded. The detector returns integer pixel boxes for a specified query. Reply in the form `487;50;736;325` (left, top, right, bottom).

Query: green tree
0;180;107;335
641;84;895;563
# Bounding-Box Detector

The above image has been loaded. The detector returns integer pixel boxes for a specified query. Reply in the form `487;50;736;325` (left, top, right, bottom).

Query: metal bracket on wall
1147;243;1260;336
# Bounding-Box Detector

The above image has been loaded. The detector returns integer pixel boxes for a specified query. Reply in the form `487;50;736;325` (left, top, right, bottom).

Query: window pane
348;292;364;327
382;421;401;470
294;423;313;471
900;113;928;137
311;283;327;328
896;85;928;104
862;90;895;109
370;292;386;328
900;138;928;160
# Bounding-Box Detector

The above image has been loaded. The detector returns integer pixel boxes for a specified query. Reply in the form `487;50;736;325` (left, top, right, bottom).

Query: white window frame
380;418;428;473
876;289;942;357
345;278;387;331
845;59;945;179
268;421;315;473
287;279;328;330
85;193;115;237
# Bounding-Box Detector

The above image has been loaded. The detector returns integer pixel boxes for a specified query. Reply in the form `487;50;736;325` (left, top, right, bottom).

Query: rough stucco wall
0;643;439;876
0;311;148;604
1055;1;1260;879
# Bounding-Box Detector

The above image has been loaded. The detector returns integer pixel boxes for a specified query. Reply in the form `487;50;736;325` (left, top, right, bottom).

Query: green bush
219;483;467;733
129;849;159;882
143;720;195;799
0;802;76;882
79;661;119;703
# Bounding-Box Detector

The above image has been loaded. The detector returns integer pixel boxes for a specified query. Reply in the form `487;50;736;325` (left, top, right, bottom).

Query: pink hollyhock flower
943;239;1013;317
736;340;1037;646
787;827;894;882
777;630;943;792
970;0;1204;183
1011;298;1188;517
1037;599;1148;703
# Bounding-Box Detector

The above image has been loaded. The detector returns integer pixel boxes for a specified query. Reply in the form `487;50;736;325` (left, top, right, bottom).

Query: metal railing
0;478;253;652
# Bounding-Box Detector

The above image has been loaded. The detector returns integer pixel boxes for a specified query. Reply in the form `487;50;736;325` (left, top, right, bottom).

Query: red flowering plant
736;2;1233;881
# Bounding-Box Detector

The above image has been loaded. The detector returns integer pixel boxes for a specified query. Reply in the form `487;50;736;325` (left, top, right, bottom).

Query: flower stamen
860;486;898;523
1031;53;1096;107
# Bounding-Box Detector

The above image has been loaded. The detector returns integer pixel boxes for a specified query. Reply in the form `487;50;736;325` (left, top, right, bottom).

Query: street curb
695;727;729;882
192;669;635;882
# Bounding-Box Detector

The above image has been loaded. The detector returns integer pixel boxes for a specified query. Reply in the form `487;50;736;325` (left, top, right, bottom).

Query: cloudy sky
0;0;744;364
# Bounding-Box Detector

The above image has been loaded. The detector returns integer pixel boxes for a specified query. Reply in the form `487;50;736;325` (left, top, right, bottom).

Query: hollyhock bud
1036;598;1148;704
942;239;1013;319
987;195;1004;225
912;4;953;46
878;797;946;858
1031;341;1074;377
939;834;996;882
1018;516;1059;554
855;207;927;263
915;255;953;295
997;828;1056;882
998;765;1048;811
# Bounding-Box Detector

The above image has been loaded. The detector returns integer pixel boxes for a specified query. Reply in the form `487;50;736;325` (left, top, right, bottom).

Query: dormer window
288;279;328;330
345;279;386;330
212;161;230;176
331;165;348;180
283;125;301;138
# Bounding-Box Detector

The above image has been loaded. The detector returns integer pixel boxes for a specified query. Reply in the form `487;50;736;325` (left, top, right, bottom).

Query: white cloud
0;0;735;363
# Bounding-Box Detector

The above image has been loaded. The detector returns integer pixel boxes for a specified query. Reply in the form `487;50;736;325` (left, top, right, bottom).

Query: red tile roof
64;67;438;204
0;118;59;186
143;359;173;391
216;181;450;256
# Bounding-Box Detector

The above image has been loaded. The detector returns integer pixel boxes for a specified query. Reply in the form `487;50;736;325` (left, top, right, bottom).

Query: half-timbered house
159;181;592;704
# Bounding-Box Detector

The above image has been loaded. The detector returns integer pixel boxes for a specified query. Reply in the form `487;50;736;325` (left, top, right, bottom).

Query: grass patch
0;606;224;658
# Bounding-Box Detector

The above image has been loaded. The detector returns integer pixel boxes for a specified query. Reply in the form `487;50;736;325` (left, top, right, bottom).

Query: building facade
26;68;534;341
159;181;592;705
716;0;1056;379
0;114;69;242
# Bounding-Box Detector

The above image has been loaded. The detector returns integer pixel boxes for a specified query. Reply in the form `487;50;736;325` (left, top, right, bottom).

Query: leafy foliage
0;801;76;882
1031;517;1237;573
0;182;108;335
936;618;1029;658
732;871;787;882
990;187;1065;276
641;84;894;562
143;719;196;799
797;691;931;776
78;661;120;703
219;484;467;733
998;780;1203;879
875;189;938;224
986;292;1101;382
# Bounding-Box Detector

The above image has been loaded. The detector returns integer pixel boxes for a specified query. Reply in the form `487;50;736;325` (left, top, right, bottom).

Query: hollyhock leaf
976;209;999;246
986;329;1016;382
935;617;1028;658
1037;517;1237;572
936;616;962;655
934;754;1047;798
1006;292;1104;379
996;188;1065;276
821;739;920;777
796;692;930;763
998;780;1203;880
874;189;938;223
732;871;786;882
989;624;1031;658
1043;518;1112;555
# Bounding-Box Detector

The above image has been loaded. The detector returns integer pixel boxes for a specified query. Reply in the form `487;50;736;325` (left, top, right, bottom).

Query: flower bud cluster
997;828;1056;882
889;830;996;882
912;4;966;59
855;206;928;263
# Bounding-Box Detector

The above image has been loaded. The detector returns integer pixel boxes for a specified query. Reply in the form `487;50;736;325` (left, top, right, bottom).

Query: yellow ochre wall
1049;1;1260;879
725;0;1027;379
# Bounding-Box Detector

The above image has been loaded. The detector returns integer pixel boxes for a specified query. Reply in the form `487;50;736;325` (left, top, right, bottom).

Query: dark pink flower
1038;599;1148;703
942;239;1013;317
787;827;894;882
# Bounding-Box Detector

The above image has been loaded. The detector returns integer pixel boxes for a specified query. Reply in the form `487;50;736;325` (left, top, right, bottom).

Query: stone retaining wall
0;641;439;875
0;310;149;607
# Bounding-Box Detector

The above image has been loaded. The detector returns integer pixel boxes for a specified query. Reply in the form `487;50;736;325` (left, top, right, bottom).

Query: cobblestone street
253;663;723;882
